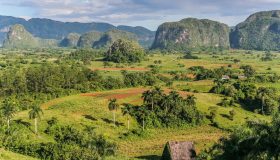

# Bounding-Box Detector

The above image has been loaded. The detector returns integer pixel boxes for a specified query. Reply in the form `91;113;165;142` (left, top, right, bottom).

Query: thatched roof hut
161;141;196;160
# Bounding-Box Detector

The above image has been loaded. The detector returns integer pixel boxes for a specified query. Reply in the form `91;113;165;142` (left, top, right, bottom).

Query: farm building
221;75;230;80
161;141;196;160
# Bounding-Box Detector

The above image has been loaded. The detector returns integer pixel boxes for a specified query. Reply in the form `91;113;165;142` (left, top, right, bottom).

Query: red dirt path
91;67;149;71
81;88;192;100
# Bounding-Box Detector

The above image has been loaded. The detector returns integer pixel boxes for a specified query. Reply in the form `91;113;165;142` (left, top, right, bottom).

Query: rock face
3;24;57;48
230;10;280;50
151;18;230;51
59;33;80;47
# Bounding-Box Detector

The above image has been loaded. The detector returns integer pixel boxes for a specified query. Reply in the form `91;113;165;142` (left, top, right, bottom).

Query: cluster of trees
121;71;160;87
211;80;279;115
1;121;115;159
0;63;164;111
105;39;145;63
254;73;280;83
261;50;274;61
67;49;104;65
116;88;204;129
188;66;234;81
199;112;280;159
183;51;199;59
186;64;259;82
0;97;115;159
0;97;43;135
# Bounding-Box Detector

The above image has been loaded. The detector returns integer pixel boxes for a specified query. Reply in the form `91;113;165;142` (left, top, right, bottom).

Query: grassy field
2;49;277;159
13;86;268;158
0;148;38;160
88;50;280;80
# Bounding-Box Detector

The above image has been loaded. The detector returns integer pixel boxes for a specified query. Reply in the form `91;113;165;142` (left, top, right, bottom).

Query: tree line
0;63;164;111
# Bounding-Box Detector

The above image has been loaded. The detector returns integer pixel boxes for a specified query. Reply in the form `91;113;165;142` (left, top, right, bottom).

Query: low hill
3;24;58;48
151;18;230;51
230;10;280;50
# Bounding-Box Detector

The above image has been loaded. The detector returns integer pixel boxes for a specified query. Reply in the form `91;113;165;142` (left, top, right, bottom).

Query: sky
1;0;280;30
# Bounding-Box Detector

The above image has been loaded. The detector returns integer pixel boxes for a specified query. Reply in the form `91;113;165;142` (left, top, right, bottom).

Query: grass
12;86;269;158
0;148;38;160
2;49;277;159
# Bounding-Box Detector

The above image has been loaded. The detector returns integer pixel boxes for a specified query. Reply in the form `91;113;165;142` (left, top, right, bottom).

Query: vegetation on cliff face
3;24;58;48
230;10;280;50
77;31;102;48
76;29;138;49
151;18;230;51
59;33;80;47
93;29;138;49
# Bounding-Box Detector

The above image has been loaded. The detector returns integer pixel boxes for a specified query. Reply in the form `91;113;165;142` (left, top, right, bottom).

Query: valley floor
13;87;268;158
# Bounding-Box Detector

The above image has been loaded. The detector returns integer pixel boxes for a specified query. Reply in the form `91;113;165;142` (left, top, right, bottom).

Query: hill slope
230;10;280;50
3;24;58;48
151;18;230;51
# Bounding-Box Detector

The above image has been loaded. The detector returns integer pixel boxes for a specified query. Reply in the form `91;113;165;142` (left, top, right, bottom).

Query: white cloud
1;0;280;30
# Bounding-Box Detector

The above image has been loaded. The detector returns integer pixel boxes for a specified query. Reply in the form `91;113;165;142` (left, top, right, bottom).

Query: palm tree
28;104;43;135
161;95;172;114
142;90;154;110
1;98;17;130
121;103;133;130
142;87;164;111
108;98;119;127
257;87;268;114
137;106;148;131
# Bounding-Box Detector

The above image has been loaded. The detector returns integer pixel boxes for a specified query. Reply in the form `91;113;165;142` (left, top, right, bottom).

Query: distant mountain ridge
3;24;140;49
0;15;155;48
3;10;280;51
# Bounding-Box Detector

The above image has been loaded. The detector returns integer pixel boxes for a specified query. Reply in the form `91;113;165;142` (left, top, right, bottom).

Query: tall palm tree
28;104;43;135
138;106;148;131
121;103;133;130
108;98;119;127
162;95;172;114
142;90;154;110
1;98;17;130
257;87;268;114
